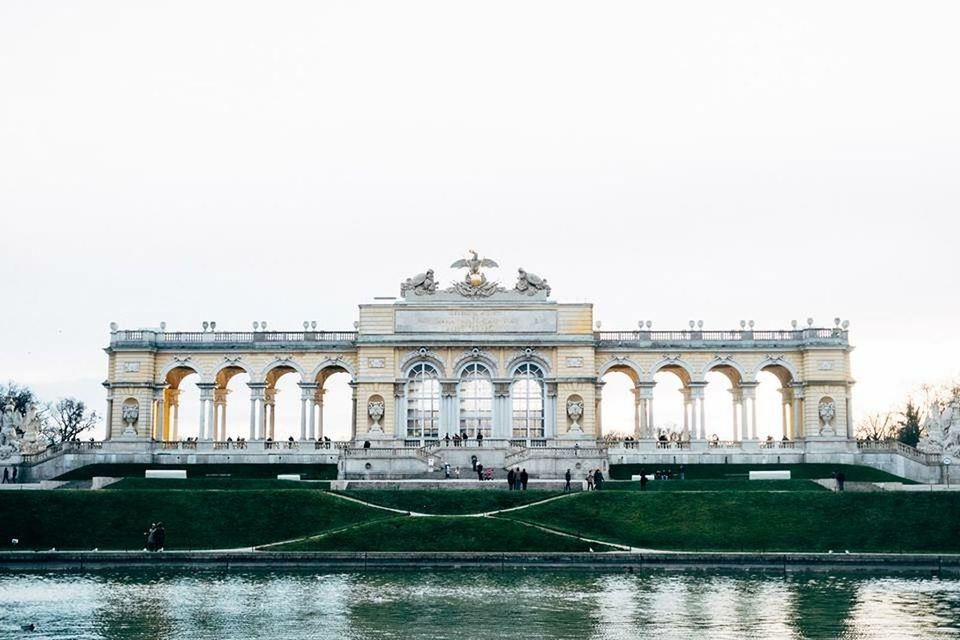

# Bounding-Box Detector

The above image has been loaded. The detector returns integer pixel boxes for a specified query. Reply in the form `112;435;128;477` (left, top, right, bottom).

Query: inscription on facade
368;358;386;368
396;309;558;334
565;357;584;368
122;362;141;373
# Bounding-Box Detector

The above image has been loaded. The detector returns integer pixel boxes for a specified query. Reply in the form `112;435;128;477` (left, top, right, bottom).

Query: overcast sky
1;1;958;439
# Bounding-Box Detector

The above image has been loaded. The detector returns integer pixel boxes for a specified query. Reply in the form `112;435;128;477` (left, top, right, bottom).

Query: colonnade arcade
598;357;804;442
150;362;352;442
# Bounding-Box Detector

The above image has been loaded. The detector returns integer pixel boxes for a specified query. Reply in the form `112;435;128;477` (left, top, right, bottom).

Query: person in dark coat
564;469;572;492
594;469;604;490
520;468;529;490
507;468;516;490
836;471;846;491
145;523;158;551
476;463;484;481
154;522;166;551
640;472;649;491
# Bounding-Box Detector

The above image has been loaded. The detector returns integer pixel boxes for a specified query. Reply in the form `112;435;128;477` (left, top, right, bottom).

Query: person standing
837;471;846;492
2;468;8;484
507;468;516;490
640;472;648;491
586;470;595;491
520;468;529;491
595;468;604;490
477;432;484;447
513;468;522;491
155;522;166;551
564;468;572;492
476;463;484;481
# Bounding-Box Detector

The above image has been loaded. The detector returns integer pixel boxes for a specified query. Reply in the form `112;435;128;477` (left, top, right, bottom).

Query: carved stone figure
451;250;499;288
446;250;504;297
515;268;551;297
818;399;836;435
566;399;584;431
367;400;385;432
401;269;437;296
0;401;22;460
918;398;960;455
122;403;139;436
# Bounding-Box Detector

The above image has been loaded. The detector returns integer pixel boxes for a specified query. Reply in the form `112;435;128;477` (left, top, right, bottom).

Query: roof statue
400;269;437;296
515;268;551;297
446;250;504;297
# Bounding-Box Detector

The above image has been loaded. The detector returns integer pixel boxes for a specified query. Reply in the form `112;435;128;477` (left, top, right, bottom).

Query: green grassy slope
337;490;560;514
500;491;960;552
0;490;385;551
271;516;612;552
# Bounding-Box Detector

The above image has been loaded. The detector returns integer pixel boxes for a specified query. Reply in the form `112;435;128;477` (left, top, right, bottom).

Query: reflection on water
2;570;960;639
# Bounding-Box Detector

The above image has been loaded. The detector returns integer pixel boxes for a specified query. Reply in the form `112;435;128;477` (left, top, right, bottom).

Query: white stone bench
749;470;791;480
145;469;187;479
277;474;301;481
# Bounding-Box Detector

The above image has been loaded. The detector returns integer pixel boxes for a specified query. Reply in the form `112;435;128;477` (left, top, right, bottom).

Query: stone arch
211;359;255;386
700;356;747;385
310;357;357;382
506;351;551;377
453;348;499;377
159;359;204;385
260;358;307;383
649;356;695;385
597;357;643;383
753;356;800;386
401;350;447;378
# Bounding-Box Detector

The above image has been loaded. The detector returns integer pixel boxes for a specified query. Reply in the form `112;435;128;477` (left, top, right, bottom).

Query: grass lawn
55;463;338;481
0;490;386;551
499;491;960;553
338;489;560;514
270;515;613;552
104;478;330;491
603;479;828;492
609;463;912;483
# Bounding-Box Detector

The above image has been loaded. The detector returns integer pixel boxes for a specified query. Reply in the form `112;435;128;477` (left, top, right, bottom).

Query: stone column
791;385;805;439
739;383;758;440
298;383;317;441
681;388;691;440
153;389;165;441
636;382;656;439
349;382;358;440
247;383;265;440
197;383;215;441
441;381;458;439
172;400;180;441
213;388;228;441
105;395;114;440
393;382;405;440
264;387;277;440
545;382;557;439
729;388;742;441
594;381;605;438
689;383;706;440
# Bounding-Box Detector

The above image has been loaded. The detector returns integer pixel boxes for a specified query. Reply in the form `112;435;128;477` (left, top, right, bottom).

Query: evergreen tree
897;402;923;447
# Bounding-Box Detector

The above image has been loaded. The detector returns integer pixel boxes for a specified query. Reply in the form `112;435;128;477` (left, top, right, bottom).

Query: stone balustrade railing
108;327;848;349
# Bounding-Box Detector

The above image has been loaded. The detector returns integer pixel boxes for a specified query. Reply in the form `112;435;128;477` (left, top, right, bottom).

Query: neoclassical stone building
103;253;855;450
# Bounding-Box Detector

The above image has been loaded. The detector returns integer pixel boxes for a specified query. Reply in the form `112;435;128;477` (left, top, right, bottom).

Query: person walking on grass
564;468;572;492
594;468;604;490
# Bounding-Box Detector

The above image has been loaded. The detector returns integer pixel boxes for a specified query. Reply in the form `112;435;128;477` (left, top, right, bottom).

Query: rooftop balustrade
595;328;849;349
109;327;849;349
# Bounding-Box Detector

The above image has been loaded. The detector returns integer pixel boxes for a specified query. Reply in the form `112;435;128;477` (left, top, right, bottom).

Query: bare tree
45;398;99;444
856;412;898;441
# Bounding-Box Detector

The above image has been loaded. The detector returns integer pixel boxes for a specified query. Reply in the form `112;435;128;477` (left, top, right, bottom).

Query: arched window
511;363;544;438
459;363;492;437
406;363;440;438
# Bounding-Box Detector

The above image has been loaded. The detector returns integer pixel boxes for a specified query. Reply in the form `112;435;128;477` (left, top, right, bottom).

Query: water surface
2;570;959;639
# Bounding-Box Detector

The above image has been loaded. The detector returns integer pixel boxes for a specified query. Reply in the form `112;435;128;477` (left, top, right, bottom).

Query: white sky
1;1;958;440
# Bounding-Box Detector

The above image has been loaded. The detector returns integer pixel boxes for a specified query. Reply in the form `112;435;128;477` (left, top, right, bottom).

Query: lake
2;570;960;639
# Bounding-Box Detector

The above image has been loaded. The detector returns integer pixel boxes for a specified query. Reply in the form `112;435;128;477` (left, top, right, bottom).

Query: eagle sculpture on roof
450;249;498;275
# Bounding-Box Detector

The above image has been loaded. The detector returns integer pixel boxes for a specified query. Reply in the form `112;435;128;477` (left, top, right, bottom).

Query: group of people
585;468;605;490
506;467;529;490
1;466;18;484
652;465;685;480
144;522;166;552
443;431;484;447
